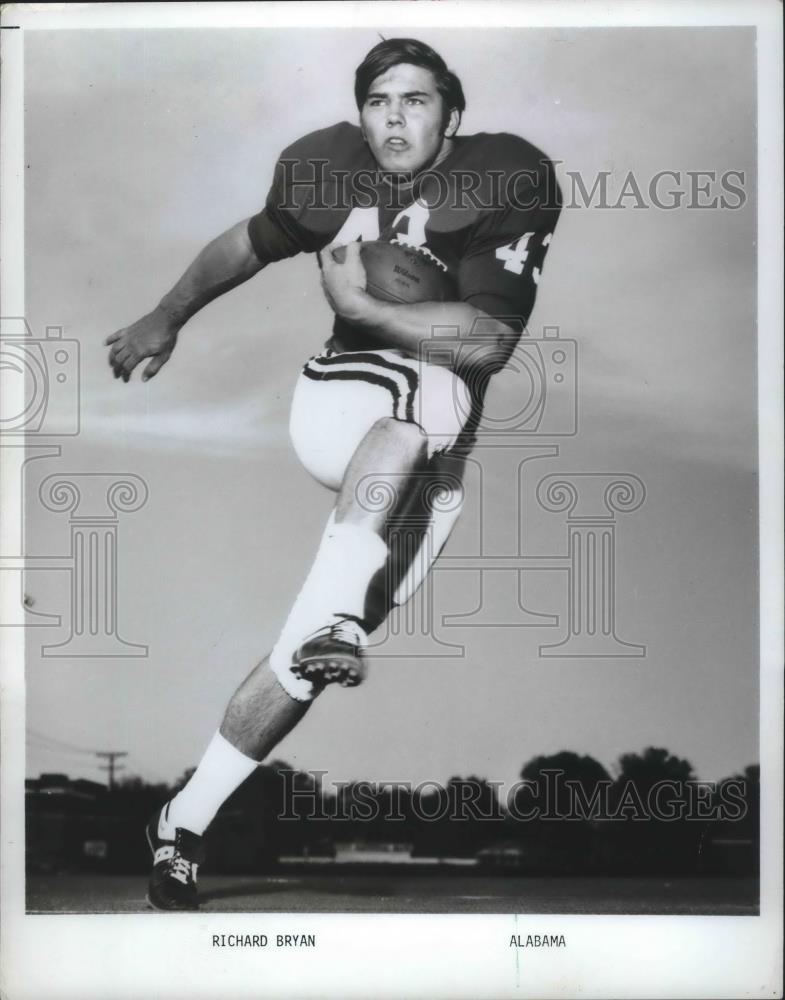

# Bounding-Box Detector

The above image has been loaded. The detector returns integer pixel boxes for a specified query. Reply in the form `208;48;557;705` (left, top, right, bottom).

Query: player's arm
320;252;515;377
321;165;562;381
158;219;266;327
362;301;517;376
106;132;311;384
105;219;268;382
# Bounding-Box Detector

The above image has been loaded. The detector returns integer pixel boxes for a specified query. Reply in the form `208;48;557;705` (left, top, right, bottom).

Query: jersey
247;122;561;351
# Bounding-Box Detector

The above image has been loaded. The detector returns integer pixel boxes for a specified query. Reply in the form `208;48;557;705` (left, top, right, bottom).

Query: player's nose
386;102;404;126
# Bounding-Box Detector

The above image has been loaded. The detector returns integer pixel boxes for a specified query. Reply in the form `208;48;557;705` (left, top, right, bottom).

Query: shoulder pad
278;121;369;172
452;132;559;207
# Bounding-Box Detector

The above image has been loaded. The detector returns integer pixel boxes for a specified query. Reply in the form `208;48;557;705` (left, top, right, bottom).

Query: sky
19;25;759;790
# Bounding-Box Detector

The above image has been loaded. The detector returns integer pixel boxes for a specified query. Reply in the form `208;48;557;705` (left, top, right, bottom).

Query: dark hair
354;38;466;118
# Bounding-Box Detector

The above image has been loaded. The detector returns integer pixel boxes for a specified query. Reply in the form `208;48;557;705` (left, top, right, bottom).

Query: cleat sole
291;654;366;688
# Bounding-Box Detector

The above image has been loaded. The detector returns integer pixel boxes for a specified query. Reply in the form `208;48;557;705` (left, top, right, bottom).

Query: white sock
162;731;258;836
268;516;389;700
282;515;388;637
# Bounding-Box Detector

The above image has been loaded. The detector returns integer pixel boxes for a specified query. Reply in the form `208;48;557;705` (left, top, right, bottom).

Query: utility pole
95;751;127;791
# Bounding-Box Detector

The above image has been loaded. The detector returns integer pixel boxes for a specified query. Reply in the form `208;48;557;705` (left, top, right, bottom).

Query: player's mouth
385;137;411;151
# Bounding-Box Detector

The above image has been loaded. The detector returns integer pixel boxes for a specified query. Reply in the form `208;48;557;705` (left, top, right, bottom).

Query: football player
106;38;561;910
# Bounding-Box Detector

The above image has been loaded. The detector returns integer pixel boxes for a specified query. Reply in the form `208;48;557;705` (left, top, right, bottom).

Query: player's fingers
322;242;346;268
342;241;366;282
108;338;124;360
109;344;132;378
112;345;133;368
117;348;142;380
104;329;124;346
342;241;361;262
319;274;337;312
109;348;126;378
141;353;169;382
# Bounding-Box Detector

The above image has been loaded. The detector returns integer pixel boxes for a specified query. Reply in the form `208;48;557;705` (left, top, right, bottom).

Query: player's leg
364;449;469;630
219;653;309;758
285;351;472;684
147;413;425;904
160;415;439;846
146;351;471;910
144;362;418;910
169;653;308;827
282;414;431;687
155;397;436;825
146;655;308;911
334;415;428;529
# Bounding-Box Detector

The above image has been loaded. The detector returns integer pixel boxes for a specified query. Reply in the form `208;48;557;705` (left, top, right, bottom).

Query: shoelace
168;854;195;886
329;618;365;647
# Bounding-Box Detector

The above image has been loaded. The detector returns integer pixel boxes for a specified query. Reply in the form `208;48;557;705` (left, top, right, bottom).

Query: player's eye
368;99;386;107
406;97;424;105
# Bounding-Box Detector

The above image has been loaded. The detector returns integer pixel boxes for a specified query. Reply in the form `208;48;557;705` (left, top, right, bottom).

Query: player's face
360;63;458;174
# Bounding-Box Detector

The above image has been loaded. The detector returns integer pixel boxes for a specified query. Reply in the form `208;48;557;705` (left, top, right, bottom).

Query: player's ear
444;108;460;139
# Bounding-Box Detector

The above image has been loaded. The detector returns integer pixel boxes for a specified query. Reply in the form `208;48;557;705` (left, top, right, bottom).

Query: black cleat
291;618;368;688
145;804;206;912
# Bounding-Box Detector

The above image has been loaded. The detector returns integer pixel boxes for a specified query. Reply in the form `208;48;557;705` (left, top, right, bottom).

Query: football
331;240;457;305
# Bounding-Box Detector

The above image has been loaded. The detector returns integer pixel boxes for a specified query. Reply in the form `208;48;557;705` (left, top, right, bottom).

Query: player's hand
105;308;180;383
319;241;372;324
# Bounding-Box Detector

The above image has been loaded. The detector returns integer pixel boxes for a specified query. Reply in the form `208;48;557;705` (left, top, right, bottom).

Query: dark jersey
248;121;561;349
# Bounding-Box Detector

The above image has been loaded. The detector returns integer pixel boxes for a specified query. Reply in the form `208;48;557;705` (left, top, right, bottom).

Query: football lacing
389;238;449;272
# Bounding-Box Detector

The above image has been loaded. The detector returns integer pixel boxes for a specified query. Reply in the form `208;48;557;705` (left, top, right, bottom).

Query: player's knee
371;416;428;451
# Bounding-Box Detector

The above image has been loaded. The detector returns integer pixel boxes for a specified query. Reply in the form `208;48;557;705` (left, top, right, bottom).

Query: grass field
26;872;759;915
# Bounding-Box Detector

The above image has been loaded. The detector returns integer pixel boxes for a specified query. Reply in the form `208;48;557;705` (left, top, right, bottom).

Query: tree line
27;746;758;876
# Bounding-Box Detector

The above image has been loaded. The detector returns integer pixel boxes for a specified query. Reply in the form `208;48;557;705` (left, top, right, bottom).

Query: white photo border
1;2;782;998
